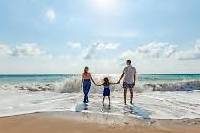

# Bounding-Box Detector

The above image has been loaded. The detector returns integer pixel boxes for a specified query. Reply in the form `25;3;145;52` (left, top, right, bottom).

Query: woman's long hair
84;66;89;73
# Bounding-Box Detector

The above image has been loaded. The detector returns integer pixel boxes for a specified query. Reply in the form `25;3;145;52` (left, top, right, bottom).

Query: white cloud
120;50;135;60
83;42;120;59
0;43;46;58
120;40;200;66
176;41;200;60
118;41;200;73
96;42;119;50
0;43;13;56
67;41;81;49
133;42;177;59
170;39;200;61
12;43;45;57
2;39;200;74
83;43;97;60
45;9;56;22
195;39;200;51
176;51;200;60
195;45;200;51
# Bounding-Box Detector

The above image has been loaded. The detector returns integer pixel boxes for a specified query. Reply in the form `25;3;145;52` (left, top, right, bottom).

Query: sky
0;0;200;74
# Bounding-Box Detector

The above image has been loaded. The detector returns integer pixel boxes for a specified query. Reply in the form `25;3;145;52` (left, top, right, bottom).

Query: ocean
0;74;200;119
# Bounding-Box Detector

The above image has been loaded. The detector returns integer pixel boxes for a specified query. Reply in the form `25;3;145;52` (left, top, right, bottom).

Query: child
82;66;95;103
96;77;118;107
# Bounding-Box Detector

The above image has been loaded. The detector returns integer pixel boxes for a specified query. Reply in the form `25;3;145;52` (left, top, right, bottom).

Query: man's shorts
123;82;135;89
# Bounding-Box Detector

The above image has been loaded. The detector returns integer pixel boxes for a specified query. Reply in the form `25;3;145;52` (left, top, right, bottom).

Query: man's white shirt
123;65;136;84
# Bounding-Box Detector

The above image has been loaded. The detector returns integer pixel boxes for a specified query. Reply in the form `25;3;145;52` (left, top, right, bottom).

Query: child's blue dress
103;86;110;96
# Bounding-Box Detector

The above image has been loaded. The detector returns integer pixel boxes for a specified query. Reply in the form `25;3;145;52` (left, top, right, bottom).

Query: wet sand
0;112;200;133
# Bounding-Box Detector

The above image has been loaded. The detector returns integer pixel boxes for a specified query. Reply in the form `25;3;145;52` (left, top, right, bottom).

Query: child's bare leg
102;96;105;106
108;96;111;106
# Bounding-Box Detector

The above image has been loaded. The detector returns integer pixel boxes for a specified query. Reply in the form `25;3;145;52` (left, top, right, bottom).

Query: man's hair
126;60;131;65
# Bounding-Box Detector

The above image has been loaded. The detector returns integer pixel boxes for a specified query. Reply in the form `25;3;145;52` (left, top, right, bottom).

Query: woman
82;66;95;103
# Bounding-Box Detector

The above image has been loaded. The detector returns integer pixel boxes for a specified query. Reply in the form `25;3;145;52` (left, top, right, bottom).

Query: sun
90;0;118;12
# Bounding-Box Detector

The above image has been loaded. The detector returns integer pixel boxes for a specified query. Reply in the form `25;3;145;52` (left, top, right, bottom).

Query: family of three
82;60;136;106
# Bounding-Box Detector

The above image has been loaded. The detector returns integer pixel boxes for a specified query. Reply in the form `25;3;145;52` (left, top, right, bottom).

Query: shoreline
1;106;200;123
2;110;200;124
0;111;200;133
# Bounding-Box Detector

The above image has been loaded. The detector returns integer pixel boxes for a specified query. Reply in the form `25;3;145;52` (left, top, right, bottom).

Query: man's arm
118;73;124;83
133;68;136;85
133;73;136;85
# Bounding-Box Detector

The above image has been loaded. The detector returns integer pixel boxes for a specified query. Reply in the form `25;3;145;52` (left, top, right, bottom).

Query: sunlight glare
91;0;118;12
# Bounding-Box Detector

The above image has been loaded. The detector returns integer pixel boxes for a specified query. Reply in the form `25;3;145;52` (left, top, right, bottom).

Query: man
118;60;136;105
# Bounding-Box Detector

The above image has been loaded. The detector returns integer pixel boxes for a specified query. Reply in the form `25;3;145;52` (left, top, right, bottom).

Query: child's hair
84;66;89;73
103;77;110;86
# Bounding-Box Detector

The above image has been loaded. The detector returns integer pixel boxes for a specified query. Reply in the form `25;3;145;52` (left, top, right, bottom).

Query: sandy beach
0;112;200;133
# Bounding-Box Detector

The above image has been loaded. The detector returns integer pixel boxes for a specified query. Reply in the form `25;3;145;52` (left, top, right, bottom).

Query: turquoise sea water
0;74;200;84
0;74;200;93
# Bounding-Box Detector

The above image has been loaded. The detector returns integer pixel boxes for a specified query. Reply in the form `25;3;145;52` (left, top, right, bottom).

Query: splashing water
0;74;200;119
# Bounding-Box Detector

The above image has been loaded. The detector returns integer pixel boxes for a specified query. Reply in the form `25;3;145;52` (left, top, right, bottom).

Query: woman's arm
90;75;97;85
90;76;103;86
95;84;102;86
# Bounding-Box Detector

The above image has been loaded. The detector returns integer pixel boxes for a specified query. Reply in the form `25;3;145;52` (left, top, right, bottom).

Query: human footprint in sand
95;77;119;107
118;60;136;105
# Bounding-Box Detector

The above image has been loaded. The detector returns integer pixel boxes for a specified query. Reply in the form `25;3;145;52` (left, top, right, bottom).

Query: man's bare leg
124;88;127;105
130;88;133;104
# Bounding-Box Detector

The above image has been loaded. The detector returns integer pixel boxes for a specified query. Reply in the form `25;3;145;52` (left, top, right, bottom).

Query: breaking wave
1;76;200;93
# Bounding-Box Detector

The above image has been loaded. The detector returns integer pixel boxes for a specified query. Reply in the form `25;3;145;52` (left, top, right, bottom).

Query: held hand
117;80;120;84
93;82;98;86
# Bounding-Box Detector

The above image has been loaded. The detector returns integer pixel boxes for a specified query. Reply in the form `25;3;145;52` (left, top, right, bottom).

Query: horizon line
0;73;200;75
